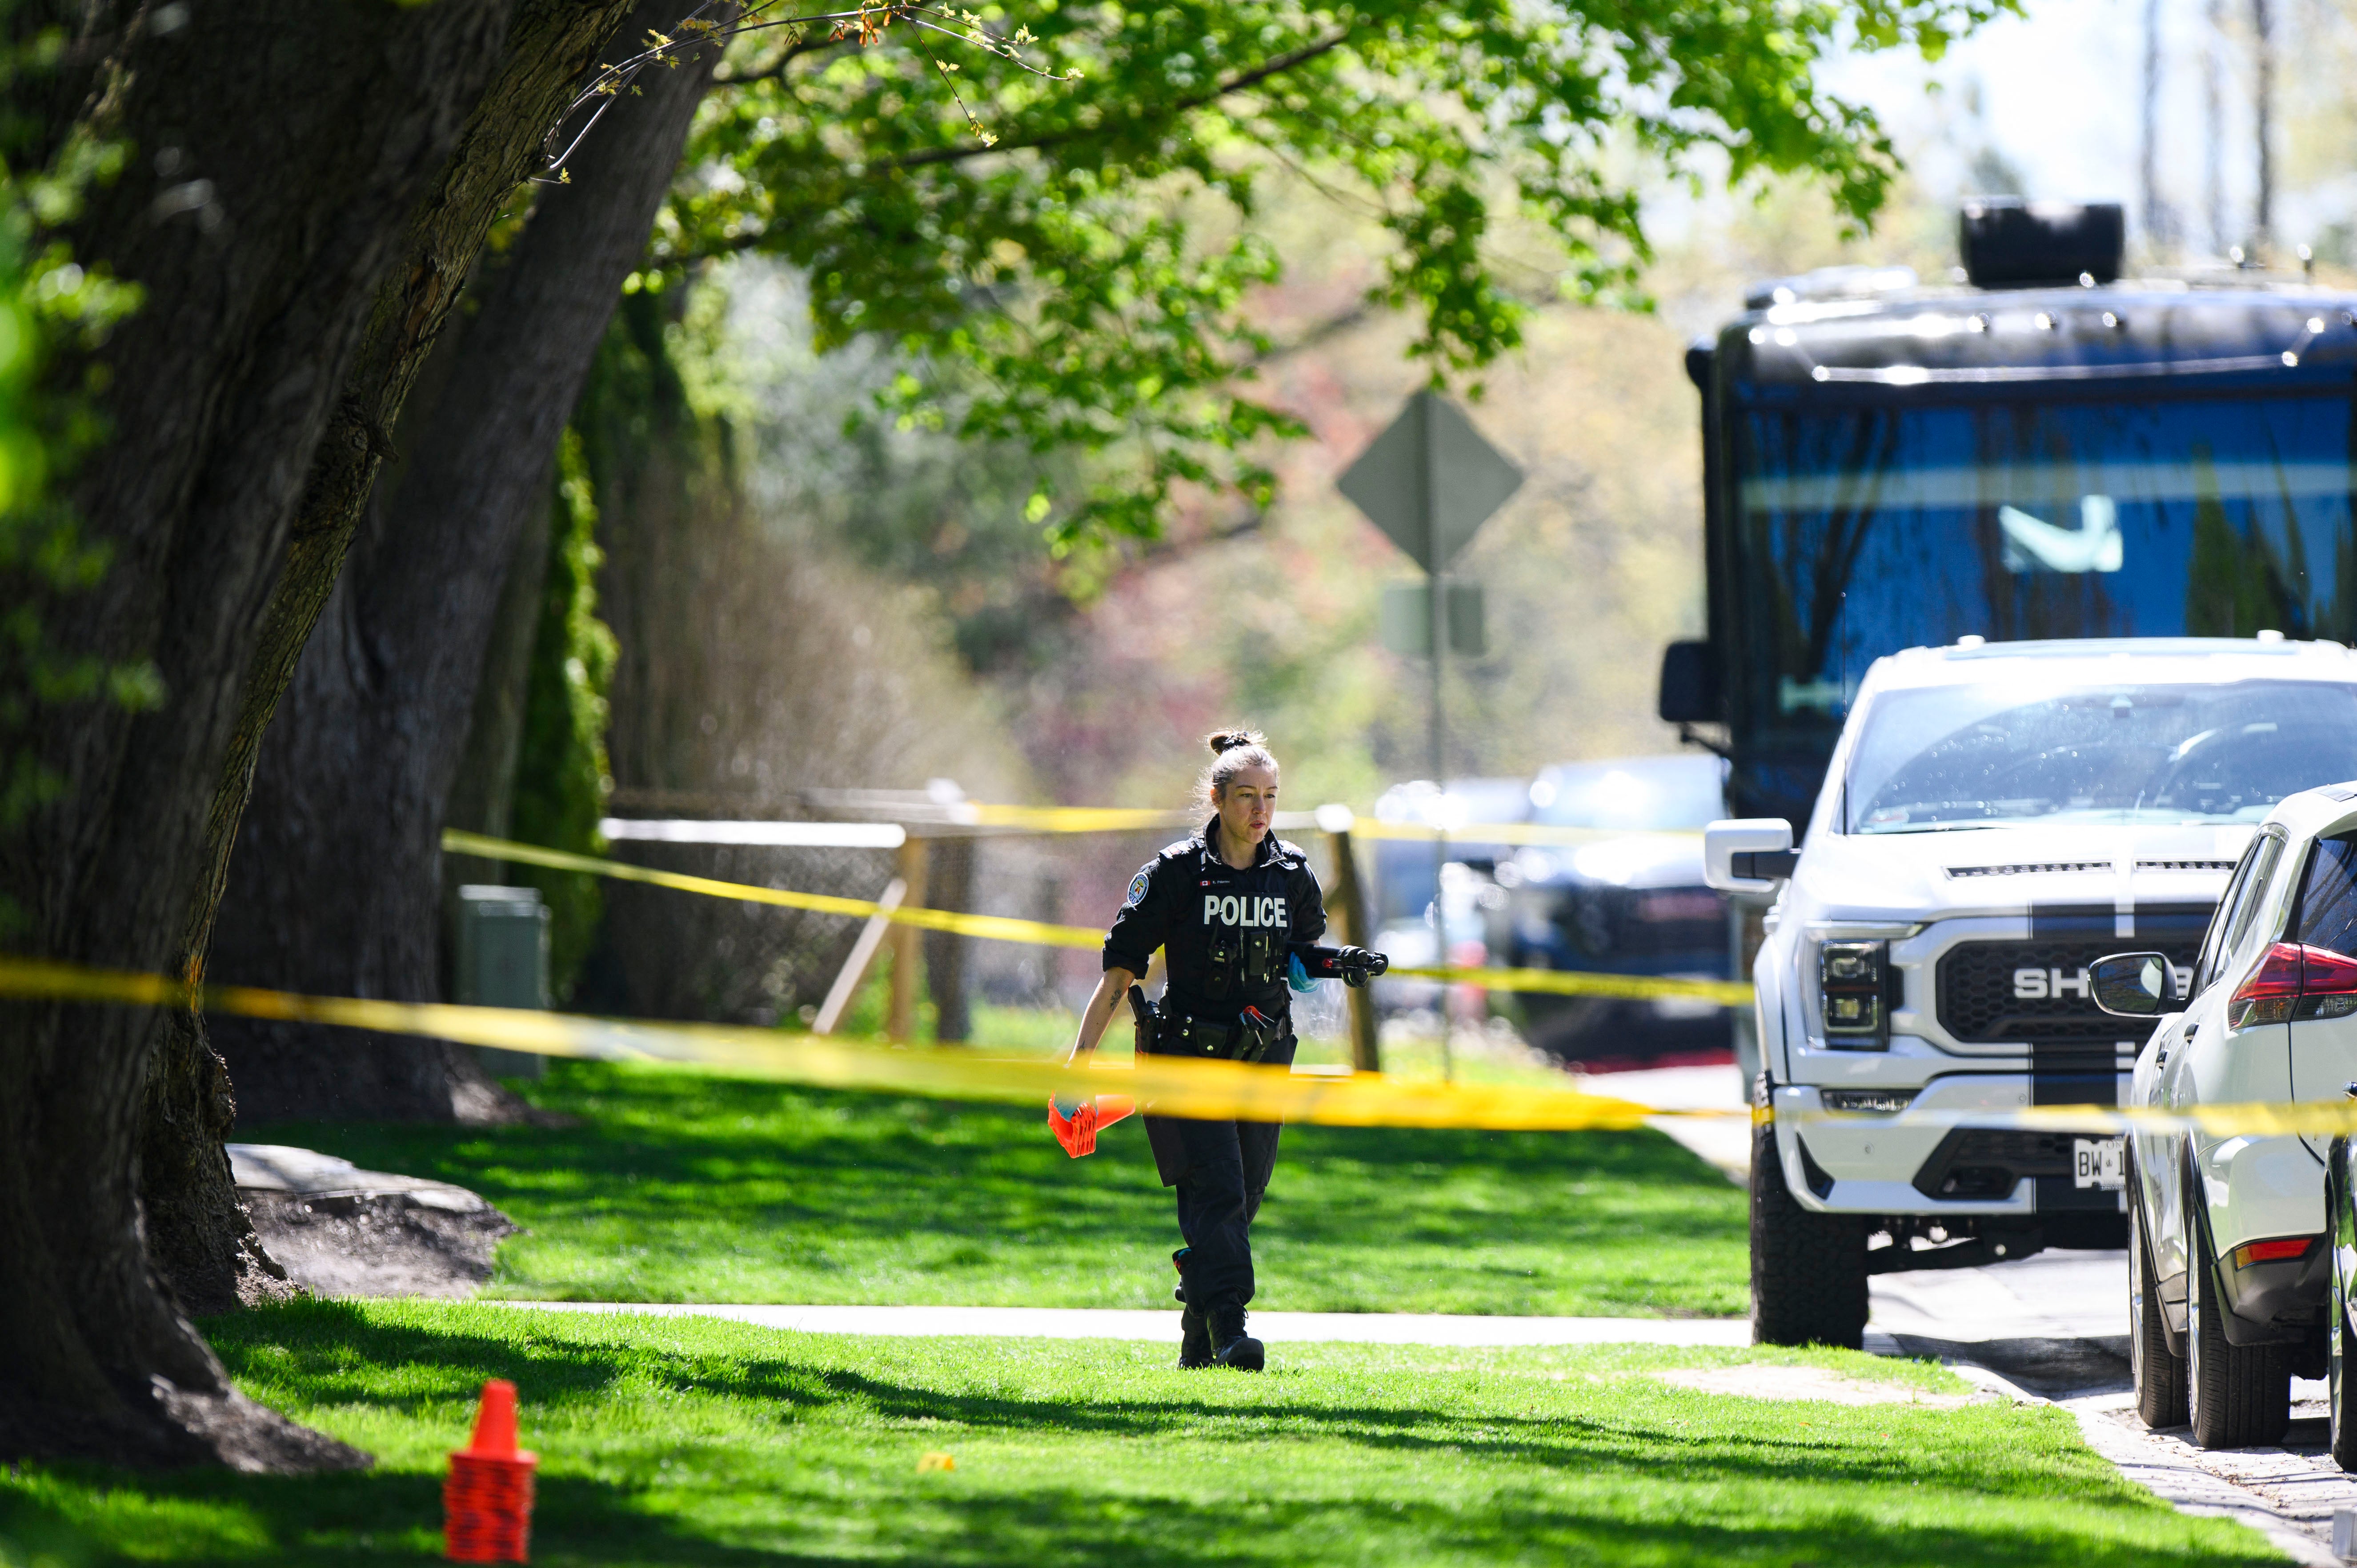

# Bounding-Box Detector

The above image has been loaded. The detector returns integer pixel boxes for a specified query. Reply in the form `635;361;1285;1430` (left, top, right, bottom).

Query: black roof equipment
1959;199;2125;289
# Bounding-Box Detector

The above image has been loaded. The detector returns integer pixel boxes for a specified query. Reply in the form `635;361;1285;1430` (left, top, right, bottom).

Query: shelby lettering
2014;963;2193;1001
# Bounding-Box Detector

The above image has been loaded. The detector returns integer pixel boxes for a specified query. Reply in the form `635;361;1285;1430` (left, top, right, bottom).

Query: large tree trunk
207;0;729;1123
446;497;559;852
135;0;646;1311
0;0;509;1466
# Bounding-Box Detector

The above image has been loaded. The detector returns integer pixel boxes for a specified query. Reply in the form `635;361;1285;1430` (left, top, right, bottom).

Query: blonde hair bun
1195;726;1278;811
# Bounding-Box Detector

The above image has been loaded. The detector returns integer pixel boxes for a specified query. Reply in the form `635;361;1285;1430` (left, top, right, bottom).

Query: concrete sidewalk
502;1300;1755;1347
489;1248;2113;1356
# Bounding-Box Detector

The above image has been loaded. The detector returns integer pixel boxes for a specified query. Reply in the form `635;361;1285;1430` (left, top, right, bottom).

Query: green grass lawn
245;1060;1747;1316
0;1300;2284;1568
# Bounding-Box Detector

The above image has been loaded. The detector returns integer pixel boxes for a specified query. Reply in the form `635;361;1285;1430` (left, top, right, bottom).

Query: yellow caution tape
1389;964;1754;1005
0;955;1670;1131
15;953;2357;1139
443;830;1104;949
447;830;1757;1008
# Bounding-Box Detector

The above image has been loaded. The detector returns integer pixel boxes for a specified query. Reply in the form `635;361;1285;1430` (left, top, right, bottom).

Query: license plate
2073;1136;2126;1190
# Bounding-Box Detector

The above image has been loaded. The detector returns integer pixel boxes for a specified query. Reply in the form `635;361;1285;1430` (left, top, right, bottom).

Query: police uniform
1102;819;1327;1319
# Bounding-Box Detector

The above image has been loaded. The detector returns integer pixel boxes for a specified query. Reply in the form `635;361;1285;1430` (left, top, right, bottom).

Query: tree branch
873;27;1351;173
710;31;842;84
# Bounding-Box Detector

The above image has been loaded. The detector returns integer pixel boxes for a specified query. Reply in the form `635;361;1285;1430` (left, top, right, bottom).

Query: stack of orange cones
445;1379;537;1563
1047;1093;1136;1157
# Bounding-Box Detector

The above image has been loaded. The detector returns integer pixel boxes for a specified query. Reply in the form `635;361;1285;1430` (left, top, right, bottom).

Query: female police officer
1064;728;1382;1371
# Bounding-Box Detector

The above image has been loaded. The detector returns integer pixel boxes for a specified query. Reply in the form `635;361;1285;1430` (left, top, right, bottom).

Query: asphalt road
1868;1247;2131;1394
1872;1248;2355;1564
1601;1056;2357;1562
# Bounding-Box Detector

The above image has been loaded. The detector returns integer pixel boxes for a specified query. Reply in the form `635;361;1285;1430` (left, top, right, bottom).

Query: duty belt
1156;1004;1287;1064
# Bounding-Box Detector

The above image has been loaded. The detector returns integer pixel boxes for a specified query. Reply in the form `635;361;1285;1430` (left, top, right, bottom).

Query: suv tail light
2227;942;2357;1027
2299;946;2357;1020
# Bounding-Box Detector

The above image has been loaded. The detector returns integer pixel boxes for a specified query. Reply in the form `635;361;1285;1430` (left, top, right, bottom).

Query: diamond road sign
1336;391;1523;573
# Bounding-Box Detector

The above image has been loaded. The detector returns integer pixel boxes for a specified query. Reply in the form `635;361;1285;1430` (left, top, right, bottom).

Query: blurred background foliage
656;0;2004;536
506;429;617;998
447;0;2025;1012
467;167;1985;1016
0;18;148;936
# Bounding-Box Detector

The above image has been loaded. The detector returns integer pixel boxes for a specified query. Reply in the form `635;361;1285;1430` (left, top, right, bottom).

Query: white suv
2094;782;2357;1450
1704;636;2357;1349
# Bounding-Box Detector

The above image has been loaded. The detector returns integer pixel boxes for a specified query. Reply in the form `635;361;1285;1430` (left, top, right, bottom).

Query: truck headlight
1819;939;1889;1048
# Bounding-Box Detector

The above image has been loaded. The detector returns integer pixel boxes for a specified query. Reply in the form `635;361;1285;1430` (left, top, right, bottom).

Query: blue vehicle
1499;755;1732;1064
1660;201;2357;830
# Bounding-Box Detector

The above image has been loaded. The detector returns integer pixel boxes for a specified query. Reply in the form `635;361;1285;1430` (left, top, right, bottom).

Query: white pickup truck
1704;635;2357;1347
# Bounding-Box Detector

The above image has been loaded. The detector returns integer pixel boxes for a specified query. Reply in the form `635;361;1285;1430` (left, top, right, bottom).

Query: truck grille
1937;932;2205;1044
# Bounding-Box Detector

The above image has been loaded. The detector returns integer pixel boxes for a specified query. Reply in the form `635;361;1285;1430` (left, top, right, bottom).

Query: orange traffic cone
445;1379;537;1563
1047;1093;1136;1157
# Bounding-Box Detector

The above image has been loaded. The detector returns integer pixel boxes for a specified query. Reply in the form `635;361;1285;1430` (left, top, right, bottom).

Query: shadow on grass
239;1064;1742;1258
0;1300;2281;1568
224;1302;2275;1513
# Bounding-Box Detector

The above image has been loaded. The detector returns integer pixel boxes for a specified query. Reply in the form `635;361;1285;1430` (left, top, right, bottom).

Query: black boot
1173;1249;1211;1369
1210;1302;1263;1372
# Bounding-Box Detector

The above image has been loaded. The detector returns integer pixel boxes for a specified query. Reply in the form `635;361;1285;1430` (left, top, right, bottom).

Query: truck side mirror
1658;640;1720;724
2089;951;2180;1016
1704;819;1795;893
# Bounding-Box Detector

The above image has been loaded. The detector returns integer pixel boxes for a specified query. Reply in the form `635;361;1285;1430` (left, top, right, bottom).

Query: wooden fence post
1322;817;1382;1074
887;835;929;1042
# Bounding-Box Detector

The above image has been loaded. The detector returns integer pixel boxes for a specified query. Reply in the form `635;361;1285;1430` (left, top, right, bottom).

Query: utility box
454;884;548;1080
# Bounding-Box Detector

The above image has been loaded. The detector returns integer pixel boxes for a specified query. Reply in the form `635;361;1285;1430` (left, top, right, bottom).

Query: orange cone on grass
445;1379;537;1563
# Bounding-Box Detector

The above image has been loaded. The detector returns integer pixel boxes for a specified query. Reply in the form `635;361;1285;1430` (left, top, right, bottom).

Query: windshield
1844;678;2357;833
1732;393;2357;759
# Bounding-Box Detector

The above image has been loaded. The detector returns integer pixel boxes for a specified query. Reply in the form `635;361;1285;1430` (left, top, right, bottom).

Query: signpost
1338;391;1522;1072
1339;390;1522;794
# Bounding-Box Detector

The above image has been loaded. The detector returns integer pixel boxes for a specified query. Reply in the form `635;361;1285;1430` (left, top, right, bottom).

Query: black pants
1147;1113;1283;1309
1142;1021;1292;1310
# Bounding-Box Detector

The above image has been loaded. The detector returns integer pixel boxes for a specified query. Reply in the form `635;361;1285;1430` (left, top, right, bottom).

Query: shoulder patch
1126;867;1153;907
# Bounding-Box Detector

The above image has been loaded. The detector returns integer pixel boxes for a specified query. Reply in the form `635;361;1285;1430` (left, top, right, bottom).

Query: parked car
1502;755;1731;1066
2100;782;2357;1449
1710;636;2357;1352
1367;777;1531;928
1366;779;1530;1017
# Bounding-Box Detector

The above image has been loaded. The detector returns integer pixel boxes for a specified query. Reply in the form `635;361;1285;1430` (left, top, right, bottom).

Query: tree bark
0;0;509;1467
207;0;730;1123
135;0;646;1308
447;498;558;851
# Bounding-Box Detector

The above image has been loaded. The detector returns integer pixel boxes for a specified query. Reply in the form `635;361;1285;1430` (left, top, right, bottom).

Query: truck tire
2129;1179;2187;1428
1751;1119;1868;1348
2187;1201;2289;1449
